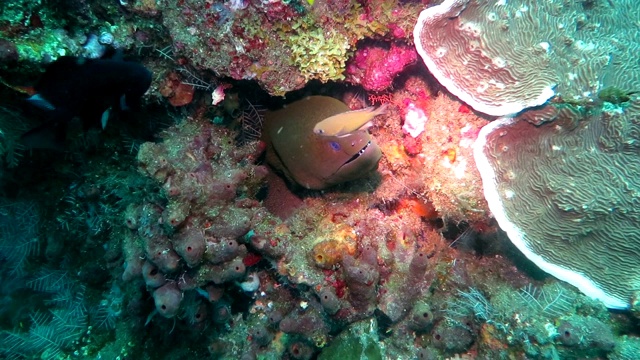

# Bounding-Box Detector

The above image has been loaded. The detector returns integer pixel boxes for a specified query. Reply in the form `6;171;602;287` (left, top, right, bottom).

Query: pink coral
346;42;417;92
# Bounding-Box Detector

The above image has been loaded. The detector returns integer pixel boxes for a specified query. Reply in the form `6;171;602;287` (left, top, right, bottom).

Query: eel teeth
345;141;371;164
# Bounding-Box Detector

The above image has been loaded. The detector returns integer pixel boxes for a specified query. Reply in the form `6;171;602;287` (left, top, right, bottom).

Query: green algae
318;319;383;360
598;86;635;105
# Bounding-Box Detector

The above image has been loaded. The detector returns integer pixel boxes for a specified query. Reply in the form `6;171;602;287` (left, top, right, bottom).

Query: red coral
346;42;417;92
403;135;422;156
243;252;262;267
228;53;254;80
260;0;300;22
387;23;406;39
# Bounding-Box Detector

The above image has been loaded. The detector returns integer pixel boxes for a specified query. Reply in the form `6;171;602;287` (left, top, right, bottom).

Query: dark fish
22;55;152;148
263;96;382;190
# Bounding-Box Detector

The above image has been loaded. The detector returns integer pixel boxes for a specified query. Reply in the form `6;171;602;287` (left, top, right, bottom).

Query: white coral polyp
402;103;428;138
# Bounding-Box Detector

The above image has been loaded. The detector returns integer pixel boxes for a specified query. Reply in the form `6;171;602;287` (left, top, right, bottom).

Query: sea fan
26;269;71;295
518;283;574;318
444;287;495;325
0;287;87;359
0;199;40;276
0;106;30;168
236;100;265;145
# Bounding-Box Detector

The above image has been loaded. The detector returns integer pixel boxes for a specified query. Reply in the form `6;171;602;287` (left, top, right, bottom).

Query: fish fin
358;120;374;132
20;120;67;150
373;102;389;117
332;123;372;138
0;77;36;95
119;94;129;111
350;103;387;134
145;309;158;326
102;47;124;61
26;94;56;111
101;107;111;129
315;103;389;137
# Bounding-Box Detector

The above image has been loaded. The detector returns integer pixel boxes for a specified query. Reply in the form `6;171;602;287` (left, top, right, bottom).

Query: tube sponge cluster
121;119;268;319
342;247;380;315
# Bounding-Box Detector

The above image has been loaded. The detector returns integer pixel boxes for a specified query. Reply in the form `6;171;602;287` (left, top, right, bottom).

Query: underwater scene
0;0;639;359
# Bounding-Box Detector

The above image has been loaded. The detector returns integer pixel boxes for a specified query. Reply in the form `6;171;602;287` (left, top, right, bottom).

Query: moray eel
263;96;382;190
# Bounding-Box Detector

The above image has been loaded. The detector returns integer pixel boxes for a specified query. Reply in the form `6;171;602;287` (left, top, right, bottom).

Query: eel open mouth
344;140;371;165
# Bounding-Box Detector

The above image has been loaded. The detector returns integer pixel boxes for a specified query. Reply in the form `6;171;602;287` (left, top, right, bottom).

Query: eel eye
330;141;341;151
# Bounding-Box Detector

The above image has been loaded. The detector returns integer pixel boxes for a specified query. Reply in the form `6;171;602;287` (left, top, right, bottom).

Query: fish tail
373;102;389;117
355;103;388;133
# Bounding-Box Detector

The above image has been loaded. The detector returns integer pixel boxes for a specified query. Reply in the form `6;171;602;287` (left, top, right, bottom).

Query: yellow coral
310;223;357;269
289;28;350;82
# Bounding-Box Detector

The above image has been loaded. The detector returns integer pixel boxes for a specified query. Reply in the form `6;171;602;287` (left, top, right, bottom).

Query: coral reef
373;84;489;222
0;0;160;67
127;119;268;321
0;0;638;359
159;0;420;95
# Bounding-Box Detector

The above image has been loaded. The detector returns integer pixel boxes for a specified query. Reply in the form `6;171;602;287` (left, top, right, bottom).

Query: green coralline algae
318;319;383;360
598;86;634;105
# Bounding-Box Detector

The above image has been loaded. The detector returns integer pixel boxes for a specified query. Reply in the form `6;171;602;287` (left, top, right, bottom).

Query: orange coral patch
397;197;438;220
312;240;346;269
443;148;457;163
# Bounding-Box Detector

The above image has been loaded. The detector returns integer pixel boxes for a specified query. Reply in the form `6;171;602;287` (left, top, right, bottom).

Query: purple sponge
153;282;183;318
122;256;144;282
342;248;380;313
279;309;329;338
199;258;246;284
251;325;273;347
317;287;341;315
408;301;433;332
249;234;286;258
173;228;206;267
204;237;240;264
142;261;166;288
288;341;315;360
145;237;181;273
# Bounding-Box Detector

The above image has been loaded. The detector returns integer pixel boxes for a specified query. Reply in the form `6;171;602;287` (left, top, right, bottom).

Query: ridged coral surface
474;98;640;309
414;0;640;116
